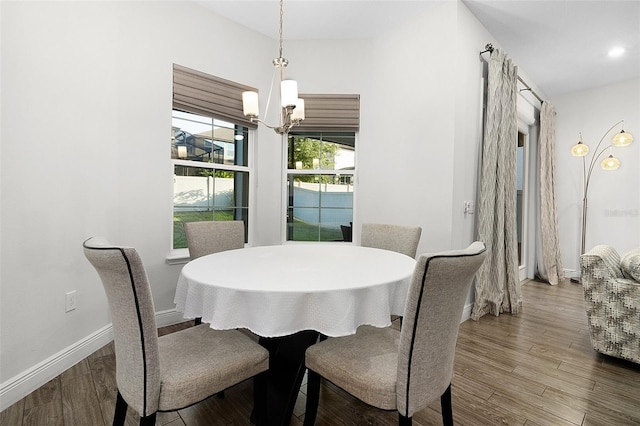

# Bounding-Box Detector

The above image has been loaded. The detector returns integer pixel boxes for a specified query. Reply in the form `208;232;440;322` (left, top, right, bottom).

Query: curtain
536;102;565;285
471;49;522;320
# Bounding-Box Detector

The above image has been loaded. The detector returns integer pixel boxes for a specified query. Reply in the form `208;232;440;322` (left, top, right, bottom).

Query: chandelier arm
250;117;279;131
263;65;280;122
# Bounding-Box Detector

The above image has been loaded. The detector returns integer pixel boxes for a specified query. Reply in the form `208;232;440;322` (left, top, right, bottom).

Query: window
171;64;255;250
172;111;250;249
284;94;360;242
286;132;355;241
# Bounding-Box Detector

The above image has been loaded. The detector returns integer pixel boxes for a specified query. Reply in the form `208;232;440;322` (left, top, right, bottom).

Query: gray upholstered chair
83;237;269;426
183;220;245;260
303;242;486;426
360;223;422;258
580;245;640;364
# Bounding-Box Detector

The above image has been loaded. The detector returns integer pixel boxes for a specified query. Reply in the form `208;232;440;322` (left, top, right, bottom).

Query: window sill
165;248;191;265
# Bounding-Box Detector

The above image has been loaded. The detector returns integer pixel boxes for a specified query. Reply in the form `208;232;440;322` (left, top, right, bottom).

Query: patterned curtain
471;49;522;320
536;102;565;285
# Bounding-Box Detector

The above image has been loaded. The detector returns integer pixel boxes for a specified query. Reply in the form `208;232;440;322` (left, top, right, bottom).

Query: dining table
174;243;416;425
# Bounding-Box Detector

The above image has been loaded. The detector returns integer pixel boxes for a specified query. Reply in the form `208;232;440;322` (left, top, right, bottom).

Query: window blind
296;94;360;132
173;64;258;129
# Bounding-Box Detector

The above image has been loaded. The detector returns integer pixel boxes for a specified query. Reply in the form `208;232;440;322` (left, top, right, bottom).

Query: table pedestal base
253;330;320;425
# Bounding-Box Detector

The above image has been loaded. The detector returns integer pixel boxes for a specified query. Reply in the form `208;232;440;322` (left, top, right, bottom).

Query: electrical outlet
65;290;77;313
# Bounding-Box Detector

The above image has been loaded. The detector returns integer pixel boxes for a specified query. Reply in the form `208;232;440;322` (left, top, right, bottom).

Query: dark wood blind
173;64;258;129
296;94;360;132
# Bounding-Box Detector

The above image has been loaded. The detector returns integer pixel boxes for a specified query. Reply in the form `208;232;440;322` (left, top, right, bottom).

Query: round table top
174;244;416;337
180;244;416;292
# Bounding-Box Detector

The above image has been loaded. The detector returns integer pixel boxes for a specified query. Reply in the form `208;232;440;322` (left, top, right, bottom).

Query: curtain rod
480;43;544;104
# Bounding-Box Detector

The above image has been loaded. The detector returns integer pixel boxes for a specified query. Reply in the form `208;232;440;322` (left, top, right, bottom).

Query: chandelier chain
278;0;284;60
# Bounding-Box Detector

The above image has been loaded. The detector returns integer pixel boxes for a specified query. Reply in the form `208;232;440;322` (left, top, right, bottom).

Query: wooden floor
2;279;640;425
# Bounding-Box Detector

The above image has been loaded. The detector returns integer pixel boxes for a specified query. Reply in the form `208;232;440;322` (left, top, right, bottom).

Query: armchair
579;245;640;364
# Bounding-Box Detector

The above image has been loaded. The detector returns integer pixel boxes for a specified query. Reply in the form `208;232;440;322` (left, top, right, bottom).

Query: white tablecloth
174;244;416;337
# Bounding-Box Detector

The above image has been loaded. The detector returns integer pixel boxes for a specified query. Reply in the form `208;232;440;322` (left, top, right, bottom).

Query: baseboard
0;308;186;412
564;268;579;278
155;308;189;328
461;302;473;322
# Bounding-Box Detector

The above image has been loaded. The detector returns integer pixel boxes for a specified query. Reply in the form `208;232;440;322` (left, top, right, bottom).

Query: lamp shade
612;130;633;147
242;91;259;117
601;155;620;170
280;80;298;107
291;98;305;121
571;141;589;156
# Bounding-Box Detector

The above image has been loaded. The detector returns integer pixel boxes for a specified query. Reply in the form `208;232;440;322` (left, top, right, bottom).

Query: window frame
168;114;255;262
282;131;357;243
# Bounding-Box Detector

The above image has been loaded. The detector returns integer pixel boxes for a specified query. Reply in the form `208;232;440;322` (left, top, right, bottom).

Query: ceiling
195;0;640;98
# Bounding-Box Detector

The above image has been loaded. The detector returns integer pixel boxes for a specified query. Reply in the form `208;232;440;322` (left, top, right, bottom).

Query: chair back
83;237;161;417
184;220;245;259
396;241;486;417
360;223;422;258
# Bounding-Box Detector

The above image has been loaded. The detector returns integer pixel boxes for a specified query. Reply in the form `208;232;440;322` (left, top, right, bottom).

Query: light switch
464;201;474;214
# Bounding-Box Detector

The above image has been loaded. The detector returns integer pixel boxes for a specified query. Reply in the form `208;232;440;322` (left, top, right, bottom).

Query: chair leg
399;413;412;425
113;390;128;426
303;370;321;426
440;383;453;426
140;412;156;426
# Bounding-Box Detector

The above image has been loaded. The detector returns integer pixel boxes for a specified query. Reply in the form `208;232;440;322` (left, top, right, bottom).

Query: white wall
358;2;459;255
0;0;533;408
0;0;278;405
554;78;640;274
452;3;498;250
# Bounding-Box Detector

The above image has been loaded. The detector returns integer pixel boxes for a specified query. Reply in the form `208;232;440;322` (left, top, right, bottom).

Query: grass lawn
288;220;343;241
174;211;344;248
173;210;234;249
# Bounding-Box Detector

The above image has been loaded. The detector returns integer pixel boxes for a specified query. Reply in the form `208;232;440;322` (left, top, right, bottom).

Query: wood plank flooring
2;279;639;425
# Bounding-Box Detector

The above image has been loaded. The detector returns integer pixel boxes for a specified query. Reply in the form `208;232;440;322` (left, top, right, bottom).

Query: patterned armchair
580;245;640;364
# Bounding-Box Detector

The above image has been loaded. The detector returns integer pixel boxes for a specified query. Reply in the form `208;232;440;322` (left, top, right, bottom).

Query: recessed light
608;47;625;58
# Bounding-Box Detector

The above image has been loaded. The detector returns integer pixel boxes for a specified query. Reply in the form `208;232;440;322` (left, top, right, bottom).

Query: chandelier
242;0;304;135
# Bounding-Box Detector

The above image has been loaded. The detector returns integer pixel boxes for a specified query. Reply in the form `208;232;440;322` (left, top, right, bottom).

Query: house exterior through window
284;93;359;242
286;131;355;241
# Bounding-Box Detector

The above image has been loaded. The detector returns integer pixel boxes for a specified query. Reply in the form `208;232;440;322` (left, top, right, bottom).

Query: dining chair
360;223;422;258
183;220;245;328
83;237;269;426
303;241;486;426
183;220;245;259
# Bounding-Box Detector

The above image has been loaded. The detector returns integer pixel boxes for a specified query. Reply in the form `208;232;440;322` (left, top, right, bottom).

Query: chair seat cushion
157;325;269;411
305;325;400;410
621;249;640;282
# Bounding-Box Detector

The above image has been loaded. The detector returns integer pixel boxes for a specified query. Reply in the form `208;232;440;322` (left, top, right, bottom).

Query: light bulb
612;130;633;147
601;155;620;170
571;141;589;156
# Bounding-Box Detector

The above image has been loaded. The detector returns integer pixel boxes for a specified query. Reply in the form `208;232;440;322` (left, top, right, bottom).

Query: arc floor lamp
570;120;633;282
